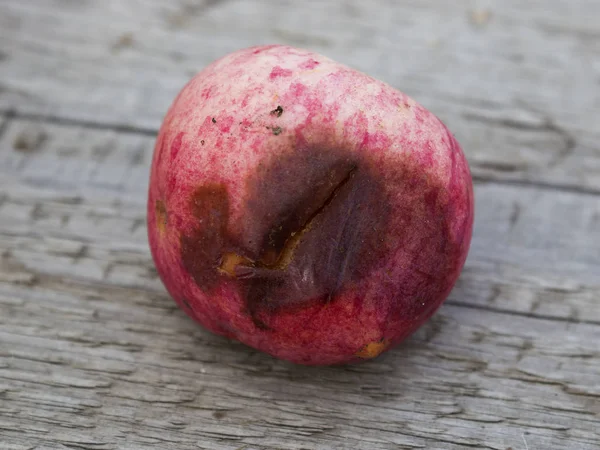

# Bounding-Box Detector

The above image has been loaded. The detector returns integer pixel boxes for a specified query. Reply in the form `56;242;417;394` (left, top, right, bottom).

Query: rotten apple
147;45;474;365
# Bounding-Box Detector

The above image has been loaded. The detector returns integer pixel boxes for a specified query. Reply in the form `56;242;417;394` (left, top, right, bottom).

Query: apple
147;45;474;365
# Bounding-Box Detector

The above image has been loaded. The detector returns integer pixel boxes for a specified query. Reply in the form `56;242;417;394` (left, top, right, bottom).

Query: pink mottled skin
147;45;474;366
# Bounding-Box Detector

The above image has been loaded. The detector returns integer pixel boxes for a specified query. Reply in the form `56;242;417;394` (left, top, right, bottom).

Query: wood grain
0;0;599;192
1;1;600;449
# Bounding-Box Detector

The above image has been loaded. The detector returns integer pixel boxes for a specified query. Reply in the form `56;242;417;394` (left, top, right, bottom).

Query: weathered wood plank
1;279;599;449
1;0;599;191
1;117;599;324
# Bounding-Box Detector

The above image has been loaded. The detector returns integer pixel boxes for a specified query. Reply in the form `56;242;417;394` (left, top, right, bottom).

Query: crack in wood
0;111;157;136
472;176;600;197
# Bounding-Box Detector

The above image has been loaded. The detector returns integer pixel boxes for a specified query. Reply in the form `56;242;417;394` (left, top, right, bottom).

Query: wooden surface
1;1;599;449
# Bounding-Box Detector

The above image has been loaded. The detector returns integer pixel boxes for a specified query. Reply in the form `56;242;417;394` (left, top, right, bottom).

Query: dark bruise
155;200;168;233
180;185;229;289
270;105;284;117
179;146;391;328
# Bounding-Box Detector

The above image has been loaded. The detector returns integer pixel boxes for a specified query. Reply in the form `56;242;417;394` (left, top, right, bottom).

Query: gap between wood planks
447;300;600;327
0;109;157;137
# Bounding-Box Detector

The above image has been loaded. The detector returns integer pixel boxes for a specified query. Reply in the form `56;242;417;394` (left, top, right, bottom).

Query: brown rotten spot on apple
356;339;389;359
180;145;392;329
155;200;168;234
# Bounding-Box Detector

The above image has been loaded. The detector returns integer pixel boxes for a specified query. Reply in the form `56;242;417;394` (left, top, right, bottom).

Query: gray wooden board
0;0;599;449
1;0;600;192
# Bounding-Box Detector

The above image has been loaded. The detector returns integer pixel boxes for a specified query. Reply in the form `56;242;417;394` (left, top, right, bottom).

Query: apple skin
147;45;474;365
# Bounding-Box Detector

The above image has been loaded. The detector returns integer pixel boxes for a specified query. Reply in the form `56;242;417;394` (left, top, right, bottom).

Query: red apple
147;45;474;365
